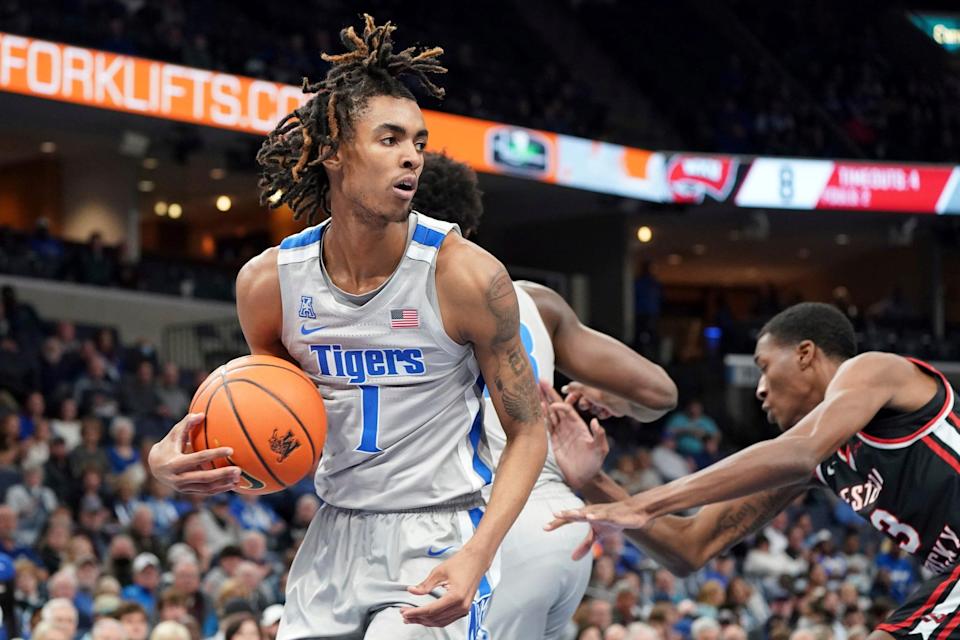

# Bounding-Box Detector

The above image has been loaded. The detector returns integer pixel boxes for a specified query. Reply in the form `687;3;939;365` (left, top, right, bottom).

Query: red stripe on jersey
877;561;960;631
940;612;960;640
923;436;960;475
859;358;953;445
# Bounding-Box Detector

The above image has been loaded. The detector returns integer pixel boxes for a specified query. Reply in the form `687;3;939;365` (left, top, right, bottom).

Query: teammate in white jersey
148;16;547;639
414;152;679;639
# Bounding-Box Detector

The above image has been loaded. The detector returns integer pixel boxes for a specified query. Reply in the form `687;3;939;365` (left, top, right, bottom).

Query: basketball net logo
270;429;301;462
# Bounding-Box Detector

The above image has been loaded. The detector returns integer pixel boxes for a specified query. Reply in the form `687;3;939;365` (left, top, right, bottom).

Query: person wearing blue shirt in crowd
105;417;140;474
228;495;285;537
874;545;917;605
664;399;720;467
120;553;161;619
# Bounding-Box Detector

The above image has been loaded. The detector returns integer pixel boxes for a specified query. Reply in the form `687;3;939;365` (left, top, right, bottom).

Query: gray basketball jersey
276;212;493;511
482;282;565;493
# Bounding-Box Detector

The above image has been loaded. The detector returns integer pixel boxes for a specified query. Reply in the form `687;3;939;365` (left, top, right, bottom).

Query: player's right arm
521;282;677;422
148;248;290;495
235;247;295;361
575;472;808;576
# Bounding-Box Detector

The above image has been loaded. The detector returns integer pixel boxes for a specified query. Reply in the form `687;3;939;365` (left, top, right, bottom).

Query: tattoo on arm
708;487;805;552
485;269;542;423
495;363;539;422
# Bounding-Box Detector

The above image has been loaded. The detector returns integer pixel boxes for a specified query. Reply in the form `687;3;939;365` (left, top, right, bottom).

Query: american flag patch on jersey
390;308;420;328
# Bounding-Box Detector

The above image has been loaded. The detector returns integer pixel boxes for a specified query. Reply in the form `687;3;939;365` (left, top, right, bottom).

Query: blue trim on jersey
468;508;492;598
280;225;323;249
468;407;493;484
467;507;492;640
475;374;485;392
412;224;446;249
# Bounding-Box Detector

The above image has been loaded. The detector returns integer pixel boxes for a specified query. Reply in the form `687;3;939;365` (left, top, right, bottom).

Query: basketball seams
227;378;320;463
221;378;288;489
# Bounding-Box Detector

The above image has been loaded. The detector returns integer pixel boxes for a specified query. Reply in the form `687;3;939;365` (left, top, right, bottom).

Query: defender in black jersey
547;302;960;640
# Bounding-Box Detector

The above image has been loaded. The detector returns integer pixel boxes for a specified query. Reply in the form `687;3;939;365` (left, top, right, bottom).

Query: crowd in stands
0;224;235;302
0;283;318;640
569;0;960;161
0;275;931;640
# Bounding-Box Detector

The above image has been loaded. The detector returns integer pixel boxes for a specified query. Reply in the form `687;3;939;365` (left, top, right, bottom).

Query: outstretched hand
545;498;655;560
539;382;609;490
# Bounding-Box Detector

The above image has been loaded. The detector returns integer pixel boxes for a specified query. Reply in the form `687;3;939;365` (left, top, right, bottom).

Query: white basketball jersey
276;212;493;511
482;282;566;494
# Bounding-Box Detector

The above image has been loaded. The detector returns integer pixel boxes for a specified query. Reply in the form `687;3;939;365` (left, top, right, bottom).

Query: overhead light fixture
216;195;232;212
168;203;183;219
636;226;652;243
138;180;155;193
142;157;159;169
39;141;56;154
154;201;168;216
210;168;226;180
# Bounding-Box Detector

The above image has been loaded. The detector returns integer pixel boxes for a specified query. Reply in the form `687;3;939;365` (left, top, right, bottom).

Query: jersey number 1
356;385;382;453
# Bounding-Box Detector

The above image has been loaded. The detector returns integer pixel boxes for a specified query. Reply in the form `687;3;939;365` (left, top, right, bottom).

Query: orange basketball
189;354;326;495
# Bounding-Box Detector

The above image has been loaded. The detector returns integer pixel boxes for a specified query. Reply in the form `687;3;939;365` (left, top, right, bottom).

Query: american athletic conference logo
485;127;551;176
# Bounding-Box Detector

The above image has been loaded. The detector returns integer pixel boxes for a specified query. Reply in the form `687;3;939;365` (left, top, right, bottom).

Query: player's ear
796;340;815;370
321;143;343;172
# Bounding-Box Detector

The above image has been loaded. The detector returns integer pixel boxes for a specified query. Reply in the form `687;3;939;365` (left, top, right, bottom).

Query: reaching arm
578;473;809;576
521;281;677;422
542;384;808;574
403;238;546;627
556;352;920;531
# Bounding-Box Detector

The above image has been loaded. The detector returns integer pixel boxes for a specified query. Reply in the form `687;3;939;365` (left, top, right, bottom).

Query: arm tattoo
487;270;518;345
485;269;541;423
495;371;539;422
708;487;805;551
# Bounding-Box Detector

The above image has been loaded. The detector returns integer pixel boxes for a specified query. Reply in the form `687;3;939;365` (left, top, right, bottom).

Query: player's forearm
581;472;701;575
641;437;814;519
466;424;546;559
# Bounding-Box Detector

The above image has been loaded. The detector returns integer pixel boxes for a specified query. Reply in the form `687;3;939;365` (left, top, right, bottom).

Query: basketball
188;355;326;495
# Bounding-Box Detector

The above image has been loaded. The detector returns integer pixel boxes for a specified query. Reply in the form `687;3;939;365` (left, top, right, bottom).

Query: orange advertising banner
0;32;668;201
0;32;306;133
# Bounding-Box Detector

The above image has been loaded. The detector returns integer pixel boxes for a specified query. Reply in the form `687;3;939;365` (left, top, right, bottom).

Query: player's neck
322;207;410;295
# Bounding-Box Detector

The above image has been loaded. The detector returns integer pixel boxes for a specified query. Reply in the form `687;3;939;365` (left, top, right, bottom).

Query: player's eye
381;136;396;146
414;141;426;152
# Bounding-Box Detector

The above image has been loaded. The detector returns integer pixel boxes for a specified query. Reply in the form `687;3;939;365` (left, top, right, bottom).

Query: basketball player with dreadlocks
148;16;547;639
414;152;678;639
549;302;960;640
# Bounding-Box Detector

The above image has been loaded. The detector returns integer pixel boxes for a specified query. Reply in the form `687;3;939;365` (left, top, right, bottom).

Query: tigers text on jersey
815;359;960;574
482;282;565;495
276;212;493;511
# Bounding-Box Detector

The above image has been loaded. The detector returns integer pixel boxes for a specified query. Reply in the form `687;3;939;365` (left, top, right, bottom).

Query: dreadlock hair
413;151;484;237
759;302;857;360
256;14;446;225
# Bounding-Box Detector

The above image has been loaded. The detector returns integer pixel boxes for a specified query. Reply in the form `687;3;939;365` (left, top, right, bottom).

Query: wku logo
667;155;739;204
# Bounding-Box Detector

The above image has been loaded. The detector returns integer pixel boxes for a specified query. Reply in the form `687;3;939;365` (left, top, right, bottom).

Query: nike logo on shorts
300;324;327;335
427;546;453;557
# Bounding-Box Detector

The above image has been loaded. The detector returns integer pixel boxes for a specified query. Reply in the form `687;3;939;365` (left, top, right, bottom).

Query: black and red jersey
815;358;960;575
